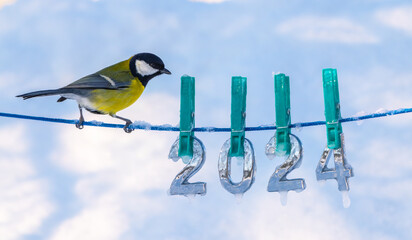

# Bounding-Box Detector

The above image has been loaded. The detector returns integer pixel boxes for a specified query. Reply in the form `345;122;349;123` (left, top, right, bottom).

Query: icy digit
265;73;305;204
316;134;354;193
265;134;306;203
218;76;255;195
319;69;354;206
218;138;256;195
168;137;207;196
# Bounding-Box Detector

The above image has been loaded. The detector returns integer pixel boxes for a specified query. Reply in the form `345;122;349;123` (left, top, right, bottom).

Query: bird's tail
16;89;69;100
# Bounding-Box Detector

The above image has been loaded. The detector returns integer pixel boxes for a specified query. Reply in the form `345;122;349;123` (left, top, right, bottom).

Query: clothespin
178;75;195;161
274;73;291;156
229;76;247;157
323;69;343;149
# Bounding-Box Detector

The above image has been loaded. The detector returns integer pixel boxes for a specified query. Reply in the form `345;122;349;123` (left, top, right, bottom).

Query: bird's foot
123;121;133;133
76;117;84;129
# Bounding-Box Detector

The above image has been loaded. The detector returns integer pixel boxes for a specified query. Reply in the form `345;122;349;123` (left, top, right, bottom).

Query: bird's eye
150;63;162;69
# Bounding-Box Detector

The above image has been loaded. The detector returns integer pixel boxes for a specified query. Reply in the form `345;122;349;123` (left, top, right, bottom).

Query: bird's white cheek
135;60;158;76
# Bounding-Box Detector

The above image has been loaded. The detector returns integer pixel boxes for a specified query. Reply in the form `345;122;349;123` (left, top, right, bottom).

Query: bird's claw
123;121;133;133
124;126;133;133
76;117;84;129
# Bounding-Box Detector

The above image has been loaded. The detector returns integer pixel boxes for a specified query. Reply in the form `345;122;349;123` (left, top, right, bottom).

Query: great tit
17;53;171;133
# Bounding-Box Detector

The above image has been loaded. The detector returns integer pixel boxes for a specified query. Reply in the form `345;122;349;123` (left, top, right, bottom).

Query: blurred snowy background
1;0;412;239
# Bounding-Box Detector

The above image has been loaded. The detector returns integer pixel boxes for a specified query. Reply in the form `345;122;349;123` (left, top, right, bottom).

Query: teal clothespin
178;75;195;159
275;73;291;156
323;68;343;149
229;76;247;157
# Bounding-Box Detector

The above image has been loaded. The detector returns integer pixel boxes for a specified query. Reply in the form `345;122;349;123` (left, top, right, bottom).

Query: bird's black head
129;53;171;87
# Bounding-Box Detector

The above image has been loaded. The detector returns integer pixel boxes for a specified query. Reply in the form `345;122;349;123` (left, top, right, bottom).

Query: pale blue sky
1;0;412;239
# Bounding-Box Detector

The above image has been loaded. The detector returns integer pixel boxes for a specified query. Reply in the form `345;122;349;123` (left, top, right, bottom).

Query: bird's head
129;53;171;86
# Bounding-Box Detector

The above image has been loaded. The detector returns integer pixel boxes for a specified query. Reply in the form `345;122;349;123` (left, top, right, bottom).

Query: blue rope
0;107;411;132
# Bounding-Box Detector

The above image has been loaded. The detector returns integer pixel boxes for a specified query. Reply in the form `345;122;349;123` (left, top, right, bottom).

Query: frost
159;124;174;128
353;111;366;126
272;71;281;78
132;120;152;130
375;108;388;114
203;127;216;132
89;120;103;126
294;123;302;132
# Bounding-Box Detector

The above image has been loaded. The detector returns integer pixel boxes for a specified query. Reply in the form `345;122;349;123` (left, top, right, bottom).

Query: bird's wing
63;73;131;90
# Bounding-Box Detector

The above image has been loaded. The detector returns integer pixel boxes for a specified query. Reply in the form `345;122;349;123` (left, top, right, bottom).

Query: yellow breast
90;79;144;115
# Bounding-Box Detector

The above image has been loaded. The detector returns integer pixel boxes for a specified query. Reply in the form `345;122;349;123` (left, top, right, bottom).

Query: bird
17;53;171;133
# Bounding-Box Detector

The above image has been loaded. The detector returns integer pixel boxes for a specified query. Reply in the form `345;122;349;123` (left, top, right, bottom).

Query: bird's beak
160;68;171;75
